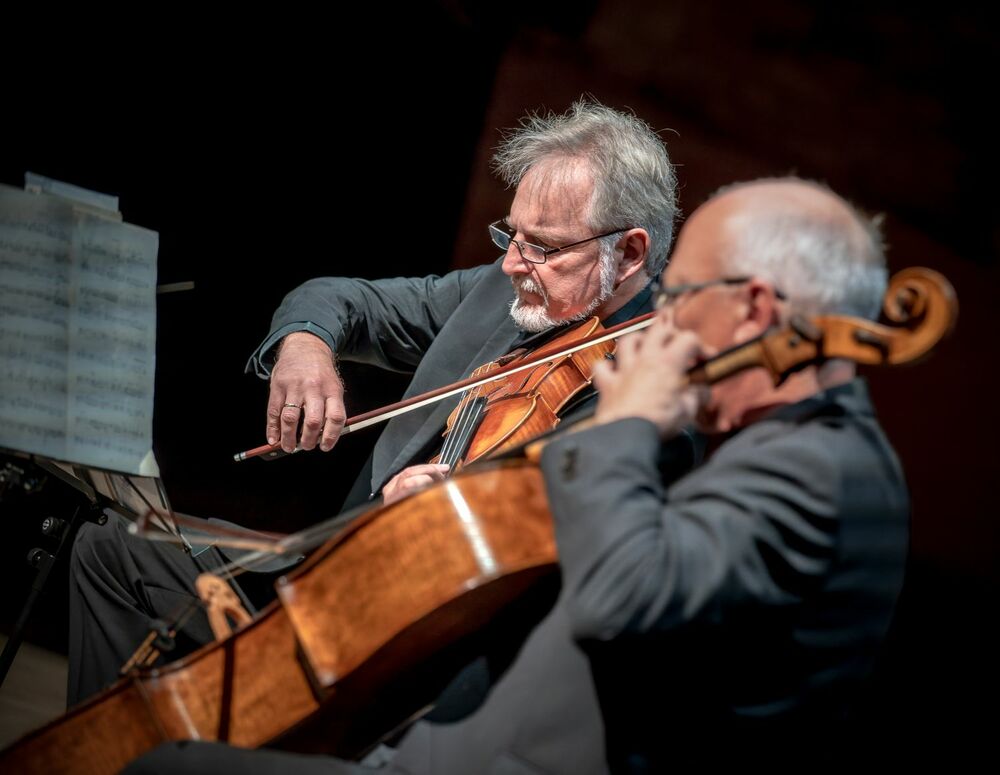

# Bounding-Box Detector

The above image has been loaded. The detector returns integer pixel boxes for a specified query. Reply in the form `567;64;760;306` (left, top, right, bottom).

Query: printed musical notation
0;181;160;476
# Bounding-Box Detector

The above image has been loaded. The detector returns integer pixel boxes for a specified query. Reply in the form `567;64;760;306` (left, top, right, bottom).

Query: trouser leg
67;512;245;706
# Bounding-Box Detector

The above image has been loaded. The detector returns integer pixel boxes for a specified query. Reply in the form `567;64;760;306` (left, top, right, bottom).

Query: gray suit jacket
246;260;519;497
383;379;908;773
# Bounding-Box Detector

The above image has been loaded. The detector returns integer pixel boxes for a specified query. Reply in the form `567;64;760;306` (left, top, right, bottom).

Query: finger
400;463;451;478
668;330;706;367
614;330;642;368
298;388;327;451
399;474;435;492
655;305;676;329
279;399;303;453
266;384;287;445
649;309;678;345
320;395;347;452
591;359;615;391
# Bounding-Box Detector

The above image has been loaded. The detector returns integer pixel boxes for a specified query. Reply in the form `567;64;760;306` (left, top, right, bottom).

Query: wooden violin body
435;317;614;469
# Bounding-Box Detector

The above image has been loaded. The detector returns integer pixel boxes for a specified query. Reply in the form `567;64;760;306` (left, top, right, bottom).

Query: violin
0;267;957;775
433;316;616;471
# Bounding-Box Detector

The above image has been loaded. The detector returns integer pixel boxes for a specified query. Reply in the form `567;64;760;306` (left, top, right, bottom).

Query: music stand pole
0;461;114;689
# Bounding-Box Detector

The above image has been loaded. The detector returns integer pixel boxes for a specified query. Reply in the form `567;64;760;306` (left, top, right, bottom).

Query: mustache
513;276;546;298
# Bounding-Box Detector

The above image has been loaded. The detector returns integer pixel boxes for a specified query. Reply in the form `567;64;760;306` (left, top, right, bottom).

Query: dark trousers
67;511;278;706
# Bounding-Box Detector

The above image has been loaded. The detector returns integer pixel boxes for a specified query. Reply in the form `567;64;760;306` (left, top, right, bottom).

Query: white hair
493;99;678;278
717;179;887;319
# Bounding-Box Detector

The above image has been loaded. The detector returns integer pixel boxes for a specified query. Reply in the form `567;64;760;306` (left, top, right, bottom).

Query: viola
433;316;616;471
233;313;655;463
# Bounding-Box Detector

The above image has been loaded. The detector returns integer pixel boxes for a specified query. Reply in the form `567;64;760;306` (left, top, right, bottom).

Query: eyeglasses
652;276;787;309
489;220;628;265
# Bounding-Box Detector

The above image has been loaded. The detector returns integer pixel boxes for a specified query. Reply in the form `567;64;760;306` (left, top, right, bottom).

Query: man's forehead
512;158;594;224
662;203;727;283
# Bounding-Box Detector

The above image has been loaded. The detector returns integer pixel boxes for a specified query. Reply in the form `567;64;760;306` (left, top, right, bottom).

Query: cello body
0;461;557;775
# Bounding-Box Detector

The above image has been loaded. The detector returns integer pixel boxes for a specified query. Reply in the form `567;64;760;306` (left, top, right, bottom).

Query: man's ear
732;279;781;343
615;228;651;286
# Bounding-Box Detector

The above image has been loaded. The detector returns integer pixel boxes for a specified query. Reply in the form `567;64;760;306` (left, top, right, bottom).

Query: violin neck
439;396;489;471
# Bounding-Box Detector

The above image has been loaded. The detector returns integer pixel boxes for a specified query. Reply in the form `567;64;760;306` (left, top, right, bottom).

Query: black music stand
0;452;177;690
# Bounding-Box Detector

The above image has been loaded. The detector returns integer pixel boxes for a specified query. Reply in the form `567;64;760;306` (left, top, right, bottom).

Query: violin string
441;391;476;467
437;392;465;467
448;363;495;462
440;366;487;468
442;380;488;469
450;397;486;466
446;357;548;468
438;370;475;466
448;358;520;467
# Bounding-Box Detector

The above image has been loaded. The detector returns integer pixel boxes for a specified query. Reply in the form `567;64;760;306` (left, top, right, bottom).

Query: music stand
0;450;186;689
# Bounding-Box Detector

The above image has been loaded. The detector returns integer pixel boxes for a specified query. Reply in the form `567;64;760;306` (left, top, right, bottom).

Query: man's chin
509;301;558;333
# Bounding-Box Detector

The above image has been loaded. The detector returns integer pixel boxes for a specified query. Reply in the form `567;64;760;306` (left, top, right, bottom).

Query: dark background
2;0;996;755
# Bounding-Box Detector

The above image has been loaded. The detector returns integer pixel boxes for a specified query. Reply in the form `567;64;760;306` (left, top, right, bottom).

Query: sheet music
0;182;160;475
24;171;122;216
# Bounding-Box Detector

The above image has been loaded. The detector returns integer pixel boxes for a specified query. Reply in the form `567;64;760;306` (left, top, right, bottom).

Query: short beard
508;241;618;332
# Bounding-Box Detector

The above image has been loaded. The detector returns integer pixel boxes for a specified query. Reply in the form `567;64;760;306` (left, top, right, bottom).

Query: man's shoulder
691;379;906;505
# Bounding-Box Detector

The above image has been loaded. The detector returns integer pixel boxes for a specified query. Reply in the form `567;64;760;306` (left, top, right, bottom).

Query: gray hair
716;179;888;320
492;100;678;278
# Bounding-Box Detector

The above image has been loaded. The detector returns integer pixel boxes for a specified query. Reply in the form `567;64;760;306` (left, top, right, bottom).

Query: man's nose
501;243;532;276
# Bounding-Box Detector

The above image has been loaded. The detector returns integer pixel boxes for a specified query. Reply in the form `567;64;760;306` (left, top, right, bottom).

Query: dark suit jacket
381;379;908;773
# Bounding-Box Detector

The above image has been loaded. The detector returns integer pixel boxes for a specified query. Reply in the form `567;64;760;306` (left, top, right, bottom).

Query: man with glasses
126;177;908;772
253;102;679;508
67;100;684;704
532;176;907;766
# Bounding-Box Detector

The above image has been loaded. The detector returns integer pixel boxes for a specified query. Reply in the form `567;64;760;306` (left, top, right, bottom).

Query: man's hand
381;464;450;506
592;310;710;438
267;332;346;453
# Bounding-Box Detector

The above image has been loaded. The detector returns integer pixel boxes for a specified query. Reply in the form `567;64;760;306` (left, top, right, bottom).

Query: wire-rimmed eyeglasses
489;220;629;264
651;277;787;309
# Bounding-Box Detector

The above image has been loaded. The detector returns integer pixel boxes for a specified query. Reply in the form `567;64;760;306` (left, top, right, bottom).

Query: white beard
508;245;618;332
